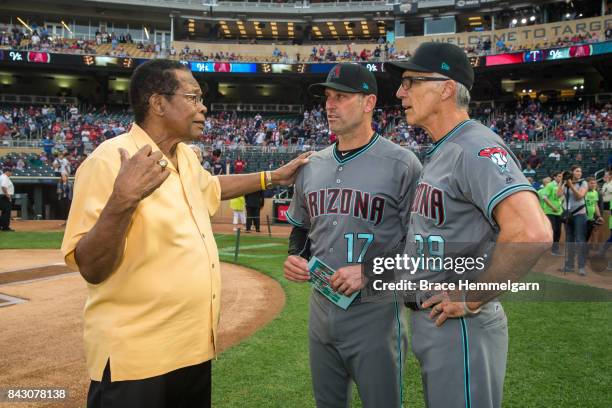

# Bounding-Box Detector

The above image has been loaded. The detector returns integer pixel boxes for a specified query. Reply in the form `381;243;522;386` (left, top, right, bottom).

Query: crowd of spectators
0;25;97;54
487;100;611;143
0;100;609;176
4;20;611;63
0;104;130;174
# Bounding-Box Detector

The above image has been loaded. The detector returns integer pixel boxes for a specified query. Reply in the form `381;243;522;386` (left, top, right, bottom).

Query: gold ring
157;159;168;170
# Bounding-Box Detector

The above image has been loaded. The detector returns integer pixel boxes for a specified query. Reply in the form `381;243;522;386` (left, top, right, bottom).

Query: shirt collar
129;123;192;173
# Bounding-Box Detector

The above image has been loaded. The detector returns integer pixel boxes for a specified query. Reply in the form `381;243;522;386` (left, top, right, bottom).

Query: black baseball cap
385;42;474;90
309;63;377;96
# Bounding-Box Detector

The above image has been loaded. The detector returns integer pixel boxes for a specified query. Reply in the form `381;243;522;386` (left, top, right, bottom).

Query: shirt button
333;221;338;226
338;166;343;171
329;248;334;253
336;179;341;184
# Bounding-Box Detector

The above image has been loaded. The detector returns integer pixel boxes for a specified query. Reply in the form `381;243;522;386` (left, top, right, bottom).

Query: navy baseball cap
385;42;474;90
309;63;378;96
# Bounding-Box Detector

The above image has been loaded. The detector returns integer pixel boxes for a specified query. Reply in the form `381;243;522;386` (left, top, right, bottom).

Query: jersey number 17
344;233;374;263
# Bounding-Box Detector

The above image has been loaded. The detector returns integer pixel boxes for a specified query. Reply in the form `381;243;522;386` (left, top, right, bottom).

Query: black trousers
87;360;211;408
57;198;71;220
246;206;261;232
547;214;562;252
0;196;11;230
586;220;596;243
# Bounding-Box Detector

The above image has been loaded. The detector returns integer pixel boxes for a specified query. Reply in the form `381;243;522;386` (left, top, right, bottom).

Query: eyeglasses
400;76;449;90
160;92;204;106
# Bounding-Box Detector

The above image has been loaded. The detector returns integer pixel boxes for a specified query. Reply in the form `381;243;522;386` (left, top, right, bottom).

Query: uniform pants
246;206;261;232
232;210;246;225
87;360;211;408
0;196;11;230
411;301;508;408
309;290;408;408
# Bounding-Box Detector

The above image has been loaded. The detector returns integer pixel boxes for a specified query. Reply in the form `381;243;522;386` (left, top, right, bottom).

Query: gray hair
432;74;471;110
455;81;471;110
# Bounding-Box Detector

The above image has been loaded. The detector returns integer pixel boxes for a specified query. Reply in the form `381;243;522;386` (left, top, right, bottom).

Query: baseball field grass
2;231;611;407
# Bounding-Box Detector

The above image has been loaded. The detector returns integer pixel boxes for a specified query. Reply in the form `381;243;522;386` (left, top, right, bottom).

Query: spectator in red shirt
233;156;246;174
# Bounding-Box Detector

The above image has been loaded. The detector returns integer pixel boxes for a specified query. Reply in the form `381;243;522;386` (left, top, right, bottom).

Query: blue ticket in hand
308;256;358;310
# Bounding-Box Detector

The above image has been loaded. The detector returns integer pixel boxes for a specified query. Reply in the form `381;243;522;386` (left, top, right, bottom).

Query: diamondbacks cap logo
441;62;450;71
329;65;341;79
362;82;369;90
478;147;509;173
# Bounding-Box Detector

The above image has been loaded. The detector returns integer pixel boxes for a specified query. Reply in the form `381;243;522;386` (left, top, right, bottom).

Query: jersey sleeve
456;144;536;225
285;169;311;229
398;153;423;227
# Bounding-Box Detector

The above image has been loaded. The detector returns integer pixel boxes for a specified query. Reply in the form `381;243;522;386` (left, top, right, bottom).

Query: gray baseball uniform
402;119;536;408
287;133;422;408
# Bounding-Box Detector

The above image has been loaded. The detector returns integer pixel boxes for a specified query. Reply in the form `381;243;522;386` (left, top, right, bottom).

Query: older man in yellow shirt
61;59;309;408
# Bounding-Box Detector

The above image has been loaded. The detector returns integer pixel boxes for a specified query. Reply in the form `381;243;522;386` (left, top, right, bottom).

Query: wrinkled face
324;88;372;135
396;70;448;127
160;69;207;141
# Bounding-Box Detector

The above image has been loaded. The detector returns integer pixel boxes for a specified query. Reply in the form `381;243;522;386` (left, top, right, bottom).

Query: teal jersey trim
486;183;536;221
332;133;380;165
425;120;473;158
460;317;472;408
285;211;304;227
393;292;404;407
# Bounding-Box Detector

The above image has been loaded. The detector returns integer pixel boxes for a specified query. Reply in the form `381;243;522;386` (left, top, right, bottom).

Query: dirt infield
0;252;285;408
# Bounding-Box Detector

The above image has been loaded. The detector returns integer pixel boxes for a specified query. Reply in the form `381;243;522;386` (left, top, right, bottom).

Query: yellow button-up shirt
62;124;221;381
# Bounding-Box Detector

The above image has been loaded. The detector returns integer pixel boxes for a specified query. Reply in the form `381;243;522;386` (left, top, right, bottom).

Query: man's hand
271;151;313;186
330;265;365;296
422;292;480;327
113;145;170;206
284;255;310;282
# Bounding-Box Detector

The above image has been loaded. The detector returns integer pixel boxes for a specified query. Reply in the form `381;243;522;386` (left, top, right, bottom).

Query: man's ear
148;94;165;118
363;94;377;113
440;80;456;102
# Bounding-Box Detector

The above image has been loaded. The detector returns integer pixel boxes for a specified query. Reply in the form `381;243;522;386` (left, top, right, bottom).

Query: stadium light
17;17;33;32
565;13;571;18
529;16;536;22
511;18;518;25
573;86;578;90
580;85;584;89
520;18;527;24
60;21;72;34
522;89;527;93
529;89;532;93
